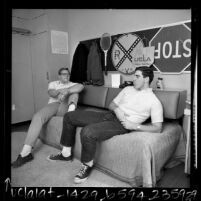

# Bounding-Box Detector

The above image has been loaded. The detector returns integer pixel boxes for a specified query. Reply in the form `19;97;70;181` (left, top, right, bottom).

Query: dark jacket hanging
70;42;89;84
87;41;104;86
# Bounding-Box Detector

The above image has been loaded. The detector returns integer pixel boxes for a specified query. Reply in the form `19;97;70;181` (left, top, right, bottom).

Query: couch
39;85;187;187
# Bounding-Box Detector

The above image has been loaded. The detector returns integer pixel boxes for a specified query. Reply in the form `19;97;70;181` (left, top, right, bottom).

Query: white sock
61;146;71;157
68;104;76;112
20;144;32;157
85;160;93;167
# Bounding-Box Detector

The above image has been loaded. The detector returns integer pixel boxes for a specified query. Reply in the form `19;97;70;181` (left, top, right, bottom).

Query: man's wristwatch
136;125;141;130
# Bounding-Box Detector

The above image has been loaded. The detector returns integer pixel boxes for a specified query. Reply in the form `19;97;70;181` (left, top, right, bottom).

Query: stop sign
150;24;191;74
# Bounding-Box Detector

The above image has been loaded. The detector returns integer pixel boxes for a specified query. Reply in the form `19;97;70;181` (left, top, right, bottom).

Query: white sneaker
68;104;76;112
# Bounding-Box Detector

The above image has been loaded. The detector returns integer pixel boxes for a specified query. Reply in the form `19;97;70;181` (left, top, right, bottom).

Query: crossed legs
49;110;128;183
12;93;79;168
25;93;79;151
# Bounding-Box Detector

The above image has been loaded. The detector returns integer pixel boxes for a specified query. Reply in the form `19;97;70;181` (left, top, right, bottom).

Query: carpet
11;132;131;187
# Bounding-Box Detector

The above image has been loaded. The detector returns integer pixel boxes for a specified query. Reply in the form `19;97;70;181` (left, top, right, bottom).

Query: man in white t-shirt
47;66;163;184
12;67;84;168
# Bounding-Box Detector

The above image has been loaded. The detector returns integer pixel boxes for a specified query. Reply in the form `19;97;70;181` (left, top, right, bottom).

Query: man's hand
58;93;65;102
57;88;69;96
114;107;126;122
109;101;139;130
121;120;139;130
57;89;70;102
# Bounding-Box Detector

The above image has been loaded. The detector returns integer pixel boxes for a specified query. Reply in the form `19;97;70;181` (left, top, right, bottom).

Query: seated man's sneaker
47;152;73;162
12;153;33;168
68;103;76;112
74;163;93;184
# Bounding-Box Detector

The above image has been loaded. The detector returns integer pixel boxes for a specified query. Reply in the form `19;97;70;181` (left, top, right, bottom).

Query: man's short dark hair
135;66;154;84
58;67;70;75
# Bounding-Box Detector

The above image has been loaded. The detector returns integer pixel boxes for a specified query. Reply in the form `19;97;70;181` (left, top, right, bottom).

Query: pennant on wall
132;46;155;68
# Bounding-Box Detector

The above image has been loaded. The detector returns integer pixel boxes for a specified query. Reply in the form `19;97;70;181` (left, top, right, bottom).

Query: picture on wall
51;30;68;54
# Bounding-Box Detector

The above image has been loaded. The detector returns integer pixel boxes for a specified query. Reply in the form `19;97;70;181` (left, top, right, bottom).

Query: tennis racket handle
104;51;107;66
104;52;108;75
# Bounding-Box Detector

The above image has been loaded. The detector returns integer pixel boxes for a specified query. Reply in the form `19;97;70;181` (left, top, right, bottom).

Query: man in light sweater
12;67;84;168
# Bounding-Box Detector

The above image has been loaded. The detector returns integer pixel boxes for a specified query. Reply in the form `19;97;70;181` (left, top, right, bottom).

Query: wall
12;9;71;113
12;9;70;81
64;9;191;63
12;33;35;123
12;9;192;102
44;10;70;81
63;9;191;100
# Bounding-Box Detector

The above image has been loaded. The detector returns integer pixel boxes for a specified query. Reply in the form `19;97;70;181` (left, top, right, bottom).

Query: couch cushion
105;87;122;108
153;89;187;119
39;116;63;150
78;85;108;108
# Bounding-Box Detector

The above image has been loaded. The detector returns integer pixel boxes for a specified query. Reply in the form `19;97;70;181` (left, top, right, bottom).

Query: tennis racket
100;33;112;75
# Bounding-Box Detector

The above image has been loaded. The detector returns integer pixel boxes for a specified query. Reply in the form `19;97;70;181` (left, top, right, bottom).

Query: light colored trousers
24;93;78;147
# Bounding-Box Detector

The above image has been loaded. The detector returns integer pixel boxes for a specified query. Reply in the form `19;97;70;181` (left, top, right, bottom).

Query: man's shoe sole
46;155;73;162
74;177;88;184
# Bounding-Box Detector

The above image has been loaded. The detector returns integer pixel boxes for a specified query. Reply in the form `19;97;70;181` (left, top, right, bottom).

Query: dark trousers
60;109;129;163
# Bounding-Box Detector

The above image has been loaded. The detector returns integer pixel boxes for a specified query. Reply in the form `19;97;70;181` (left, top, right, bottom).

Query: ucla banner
132;46;155;68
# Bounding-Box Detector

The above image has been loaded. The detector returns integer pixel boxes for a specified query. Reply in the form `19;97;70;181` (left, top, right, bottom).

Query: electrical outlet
12;104;16;111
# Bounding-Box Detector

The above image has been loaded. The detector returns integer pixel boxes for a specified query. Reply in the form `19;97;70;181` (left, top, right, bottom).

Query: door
30;32;49;112
12;33;35;123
